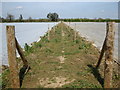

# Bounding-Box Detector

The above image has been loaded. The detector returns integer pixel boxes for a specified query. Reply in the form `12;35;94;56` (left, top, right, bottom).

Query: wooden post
62;23;64;37
48;24;50;40
67;20;69;28
95;22;110;69
54;23;55;32
69;22;70;26
74;23;76;41
118;64;120;88
15;38;28;67
96;39;106;69
6;26;20;88
104;22;115;88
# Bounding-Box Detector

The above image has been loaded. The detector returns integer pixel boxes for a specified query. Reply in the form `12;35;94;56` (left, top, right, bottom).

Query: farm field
1;22;119;65
2;22;119;88
1;1;119;89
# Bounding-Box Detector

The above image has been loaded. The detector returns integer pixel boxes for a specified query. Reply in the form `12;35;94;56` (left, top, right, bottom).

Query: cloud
16;6;23;9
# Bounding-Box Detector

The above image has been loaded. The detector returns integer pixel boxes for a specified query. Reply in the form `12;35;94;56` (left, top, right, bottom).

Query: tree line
60;18;120;23
0;13;120;23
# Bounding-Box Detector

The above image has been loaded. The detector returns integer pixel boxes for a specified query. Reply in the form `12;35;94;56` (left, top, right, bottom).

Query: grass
2;69;10;88
62;80;102;88
2;22;119;88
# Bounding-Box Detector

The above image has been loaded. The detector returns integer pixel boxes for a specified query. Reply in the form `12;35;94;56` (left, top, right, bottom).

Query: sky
1;2;119;19
1;0;120;2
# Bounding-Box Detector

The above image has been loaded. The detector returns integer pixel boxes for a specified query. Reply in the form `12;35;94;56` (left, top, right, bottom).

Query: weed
52;39;60;43
51;79;57;83
68;34;71;37
41;37;49;42
45;48;53;53
75;40;80;44
34;42;42;48
2;69;10;88
64;51;80;55
24;43;33;53
62;80;101;88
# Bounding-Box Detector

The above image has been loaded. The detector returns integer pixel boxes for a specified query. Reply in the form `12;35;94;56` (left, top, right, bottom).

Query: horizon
1;2;119;19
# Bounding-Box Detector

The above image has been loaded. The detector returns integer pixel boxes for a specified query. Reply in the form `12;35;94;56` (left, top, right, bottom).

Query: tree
19;14;23;21
6;14;14;21
47;13;59;21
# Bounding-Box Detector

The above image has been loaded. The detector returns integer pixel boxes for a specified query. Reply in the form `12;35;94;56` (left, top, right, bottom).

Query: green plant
2;69;10;88
24;43;29;51
53;39;60;43
75;40;79;44
62;80;101;88
45;48;53;53
40;36;49;42
35;42;42;48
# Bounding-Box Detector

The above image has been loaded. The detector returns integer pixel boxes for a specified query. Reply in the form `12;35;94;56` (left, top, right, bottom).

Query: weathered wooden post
104;22;115;88
67;20;69;28
48;24;50;40
96;34;107;69
62;22;64;37
6;26;20;88
74;23;77;41
54;23;55;32
15;38;28;67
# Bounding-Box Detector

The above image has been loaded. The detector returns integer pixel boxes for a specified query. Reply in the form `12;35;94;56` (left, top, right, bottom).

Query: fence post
74;23;76;41
48;24;50;40
54;23;55;32
15;38;28;67
104;22;115;88
6;26;20;88
95;38;106;69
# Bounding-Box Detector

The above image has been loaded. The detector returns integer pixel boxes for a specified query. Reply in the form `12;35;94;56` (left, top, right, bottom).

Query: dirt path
39;76;75;88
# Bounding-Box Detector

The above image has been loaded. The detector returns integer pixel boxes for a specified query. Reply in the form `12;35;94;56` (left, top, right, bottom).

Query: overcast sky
1;2;119;19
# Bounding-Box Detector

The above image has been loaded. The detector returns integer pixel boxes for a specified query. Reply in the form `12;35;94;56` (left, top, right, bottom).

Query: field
2;22;119;88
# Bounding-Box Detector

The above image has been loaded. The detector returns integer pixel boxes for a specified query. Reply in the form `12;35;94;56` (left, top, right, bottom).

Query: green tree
47;13;59;21
19;14;23;21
